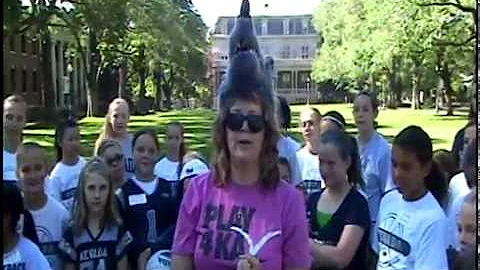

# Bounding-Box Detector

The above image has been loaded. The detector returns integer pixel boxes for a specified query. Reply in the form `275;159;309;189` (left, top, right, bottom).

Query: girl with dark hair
276;96;303;185
154;122;186;181
47;117;86;212
172;1;310;269
319;111;346;133
307;130;369;270
376;125;449;270
352;91;394;253
59;158;132;270
117;129;181;270
451;100;476;167
3;183;51;270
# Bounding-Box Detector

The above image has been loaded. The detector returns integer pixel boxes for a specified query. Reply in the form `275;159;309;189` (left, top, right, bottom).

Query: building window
32;70;38;92
32;37;38;56
297;71;311;88
254;19;263;35
277;71;292;89
22;68;28;93
10;67;16;92
9;36;16;52
21;34;27;53
281;45;290;59
267;18;284;35
289;18;303;35
301;45;309;59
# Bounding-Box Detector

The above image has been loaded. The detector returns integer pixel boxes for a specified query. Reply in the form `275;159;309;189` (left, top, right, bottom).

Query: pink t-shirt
172;172;311;269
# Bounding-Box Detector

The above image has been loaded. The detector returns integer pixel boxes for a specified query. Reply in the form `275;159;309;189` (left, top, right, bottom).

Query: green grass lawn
23;103;468;164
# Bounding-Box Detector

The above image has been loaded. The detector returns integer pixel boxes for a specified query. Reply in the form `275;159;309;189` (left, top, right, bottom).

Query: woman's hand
236;254;261;270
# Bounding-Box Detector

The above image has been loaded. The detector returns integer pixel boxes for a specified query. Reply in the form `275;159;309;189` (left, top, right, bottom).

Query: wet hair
167;122;186;180
3;183;25;234
322;110;346;130
212;91;280;189
132;128;160;151
461;140;476;188
54;116;79;162
277;96;291;130
393;125;448;205
95;139;122;157
318;130;364;187
4;94;27;109
432;149;459;181
72;158;122;235
16;142;49;178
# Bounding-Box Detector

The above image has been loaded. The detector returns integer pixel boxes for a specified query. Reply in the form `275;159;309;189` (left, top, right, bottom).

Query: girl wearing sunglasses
96;139;126;190
171;1;310;269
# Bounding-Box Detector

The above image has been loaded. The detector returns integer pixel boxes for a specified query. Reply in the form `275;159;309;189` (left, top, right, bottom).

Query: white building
209;14;319;104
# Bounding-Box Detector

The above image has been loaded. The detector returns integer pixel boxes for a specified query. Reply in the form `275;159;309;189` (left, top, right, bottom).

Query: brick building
3;32;87;117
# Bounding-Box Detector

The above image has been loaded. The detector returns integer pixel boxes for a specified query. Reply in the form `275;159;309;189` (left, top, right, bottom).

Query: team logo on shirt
377;213;411;268
199;203;258;260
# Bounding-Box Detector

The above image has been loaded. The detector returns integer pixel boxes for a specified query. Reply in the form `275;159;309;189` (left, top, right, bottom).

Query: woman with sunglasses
96;139;126;190
171;1;311;269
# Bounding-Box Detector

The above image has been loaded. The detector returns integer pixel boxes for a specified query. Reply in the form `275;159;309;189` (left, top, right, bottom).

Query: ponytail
425;161;448;208
393;125;448;206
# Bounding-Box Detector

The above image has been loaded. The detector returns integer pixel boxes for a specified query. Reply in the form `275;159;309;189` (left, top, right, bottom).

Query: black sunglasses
225;113;265;133
106;154;124;166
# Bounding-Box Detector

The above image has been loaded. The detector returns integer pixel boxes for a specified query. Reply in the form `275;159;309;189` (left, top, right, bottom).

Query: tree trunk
138;45;147;99
40;30;55;121
162;66;174;110
87;28;101;116
411;60;422;110
441;64;454;116
154;69;163;110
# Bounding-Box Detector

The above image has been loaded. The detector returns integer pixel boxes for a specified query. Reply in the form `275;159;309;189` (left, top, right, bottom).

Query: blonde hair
94;98;130;155
71;157;122;235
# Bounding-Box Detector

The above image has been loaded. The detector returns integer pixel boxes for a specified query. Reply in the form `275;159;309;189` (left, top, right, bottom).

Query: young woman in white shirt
3;95;27;183
17;143;70;270
376;125;449;270
47;118;87;212
154;122;186;181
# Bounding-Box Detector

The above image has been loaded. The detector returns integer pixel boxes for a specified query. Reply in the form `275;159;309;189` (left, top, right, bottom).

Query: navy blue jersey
58;224;132;270
117;178;181;260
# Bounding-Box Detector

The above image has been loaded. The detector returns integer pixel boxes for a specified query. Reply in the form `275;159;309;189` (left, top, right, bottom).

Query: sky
191;0;321;29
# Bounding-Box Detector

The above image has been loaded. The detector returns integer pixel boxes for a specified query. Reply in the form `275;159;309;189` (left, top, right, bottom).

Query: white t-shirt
154;157;180;181
29;195;70;270
3;235;52;270
376;190;448;270
132;176;158;195
357;132;394;245
46;156;87;212
3;149;17;182
277;136;302;186
296;146;324;194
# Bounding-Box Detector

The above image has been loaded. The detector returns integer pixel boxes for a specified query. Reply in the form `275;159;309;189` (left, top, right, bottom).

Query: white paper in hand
230;226;281;256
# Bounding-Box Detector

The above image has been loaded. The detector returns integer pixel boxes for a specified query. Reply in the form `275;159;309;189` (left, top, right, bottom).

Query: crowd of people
2;88;477;270
2;1;477;269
